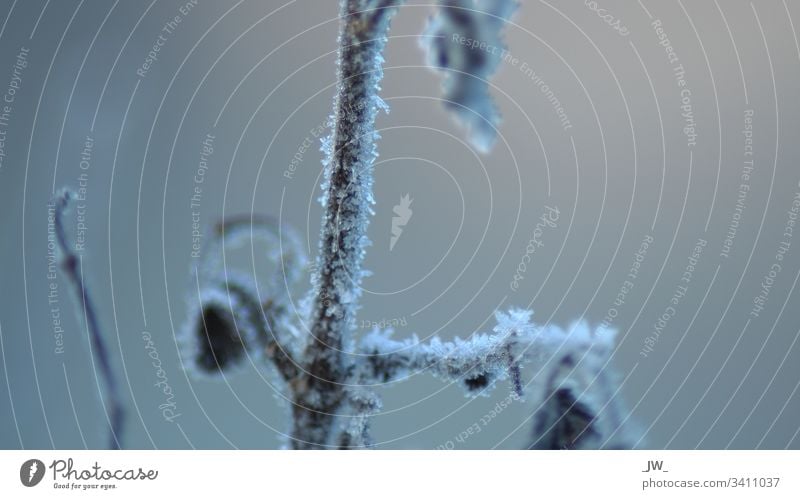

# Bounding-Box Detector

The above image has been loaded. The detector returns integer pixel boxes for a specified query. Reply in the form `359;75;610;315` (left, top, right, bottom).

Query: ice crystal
358;310;635;448
293;0;406;448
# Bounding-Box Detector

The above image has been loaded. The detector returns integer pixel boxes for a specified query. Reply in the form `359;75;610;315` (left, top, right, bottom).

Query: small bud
180;274;264;377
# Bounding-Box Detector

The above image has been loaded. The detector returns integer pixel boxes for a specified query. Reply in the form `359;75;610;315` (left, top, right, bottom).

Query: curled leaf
422;0;518;152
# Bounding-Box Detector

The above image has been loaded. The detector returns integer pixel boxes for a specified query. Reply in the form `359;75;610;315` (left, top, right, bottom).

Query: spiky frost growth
171;1;633;450
61;0;637;450
359;309;534;396
295;0;405;449
336;385;383;449
358;310;634;448
422;0;518;152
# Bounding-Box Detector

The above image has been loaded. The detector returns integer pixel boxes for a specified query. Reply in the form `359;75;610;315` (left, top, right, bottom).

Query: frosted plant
56;0;636;450
182;215;307;384
177;0;636;450
422;0;519;152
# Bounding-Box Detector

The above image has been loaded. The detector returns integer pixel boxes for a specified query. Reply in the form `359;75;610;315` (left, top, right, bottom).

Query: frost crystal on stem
175;0;636;450
292;0;405;448
62;0;636;450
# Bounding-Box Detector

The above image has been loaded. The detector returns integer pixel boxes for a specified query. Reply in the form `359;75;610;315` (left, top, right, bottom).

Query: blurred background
0;0;799;449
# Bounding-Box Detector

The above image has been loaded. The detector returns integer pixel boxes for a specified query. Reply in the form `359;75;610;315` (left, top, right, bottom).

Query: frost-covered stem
359;312;635;449
292;0;402;449
53;190;124;450
357;314;535;394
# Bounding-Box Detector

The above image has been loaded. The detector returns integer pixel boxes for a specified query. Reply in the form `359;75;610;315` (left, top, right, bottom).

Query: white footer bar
1;450;797;498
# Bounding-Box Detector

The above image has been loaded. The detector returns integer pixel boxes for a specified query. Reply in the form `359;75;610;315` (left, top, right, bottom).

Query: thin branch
171;0;636;451
53;190;124;450
357;309;538;395
358;310;635;449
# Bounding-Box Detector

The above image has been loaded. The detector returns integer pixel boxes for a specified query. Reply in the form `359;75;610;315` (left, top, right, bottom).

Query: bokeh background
1;0;799;449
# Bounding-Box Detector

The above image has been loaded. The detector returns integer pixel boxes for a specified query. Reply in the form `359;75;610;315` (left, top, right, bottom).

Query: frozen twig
358;309;536;396
293;0;404;449
359;310;635;449
57;0;637;451
174;0;636;450
52;190;124;450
